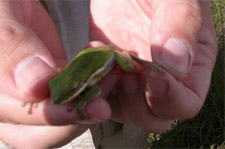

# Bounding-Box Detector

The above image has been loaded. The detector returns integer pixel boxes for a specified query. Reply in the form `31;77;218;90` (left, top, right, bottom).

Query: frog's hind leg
76;86;101;119
114;51;133;72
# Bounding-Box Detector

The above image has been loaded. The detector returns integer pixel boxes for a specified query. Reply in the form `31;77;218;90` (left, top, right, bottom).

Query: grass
145;0;225;148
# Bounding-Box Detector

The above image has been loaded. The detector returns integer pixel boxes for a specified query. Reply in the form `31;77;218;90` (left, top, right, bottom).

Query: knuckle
178;2;203;26
0;22;29;68
0;24;19;44
0;23;26;54
0;23;29;76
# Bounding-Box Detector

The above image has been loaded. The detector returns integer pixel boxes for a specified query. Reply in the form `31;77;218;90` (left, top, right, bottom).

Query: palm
90;1;151;61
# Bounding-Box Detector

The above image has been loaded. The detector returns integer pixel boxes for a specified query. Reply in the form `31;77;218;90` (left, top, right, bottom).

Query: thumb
0;2;57;102
150;0;202;78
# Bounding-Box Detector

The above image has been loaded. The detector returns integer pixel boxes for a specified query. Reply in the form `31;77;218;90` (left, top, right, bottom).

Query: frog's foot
76;100;88;119
22;102;38;114
130;54;164;73
75;86;102;119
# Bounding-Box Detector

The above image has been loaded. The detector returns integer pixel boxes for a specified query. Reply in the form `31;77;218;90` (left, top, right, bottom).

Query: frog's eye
70;87;79;94
70;83;84;94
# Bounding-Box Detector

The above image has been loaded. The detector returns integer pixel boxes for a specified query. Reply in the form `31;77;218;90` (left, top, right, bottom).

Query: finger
150;0;202;78
28;1;68;68
144;67;207;120
119;73;172;133
145;1;217;120
106;86;126;123
0;89;111;125
0;123;88;149
108;62;143;123
0;1;62;102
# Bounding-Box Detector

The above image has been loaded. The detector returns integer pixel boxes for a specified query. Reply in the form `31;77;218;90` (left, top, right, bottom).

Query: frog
48;45;163;119
48;45;134;118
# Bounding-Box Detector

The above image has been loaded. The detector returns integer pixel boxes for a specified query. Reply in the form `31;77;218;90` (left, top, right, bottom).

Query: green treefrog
48;45;163;118
48;45;134;118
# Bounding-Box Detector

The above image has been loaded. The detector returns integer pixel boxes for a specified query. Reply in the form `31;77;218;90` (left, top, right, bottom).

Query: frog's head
48;72;84;104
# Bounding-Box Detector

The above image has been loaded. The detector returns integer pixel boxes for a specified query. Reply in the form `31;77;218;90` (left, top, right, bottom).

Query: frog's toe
76;106;88;119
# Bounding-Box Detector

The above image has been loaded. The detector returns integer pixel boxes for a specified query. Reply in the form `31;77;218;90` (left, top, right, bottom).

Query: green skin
48;45;163;118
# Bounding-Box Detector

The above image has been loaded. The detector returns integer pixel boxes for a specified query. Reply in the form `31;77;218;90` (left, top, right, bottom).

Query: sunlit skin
0;0;217;148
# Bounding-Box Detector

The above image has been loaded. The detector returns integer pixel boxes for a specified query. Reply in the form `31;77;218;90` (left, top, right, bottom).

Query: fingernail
14;56;56;93
145;70;168;99
160;38;191;74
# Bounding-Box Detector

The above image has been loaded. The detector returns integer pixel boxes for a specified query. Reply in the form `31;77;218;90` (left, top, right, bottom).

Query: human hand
0;1;112;148
89;0;217;132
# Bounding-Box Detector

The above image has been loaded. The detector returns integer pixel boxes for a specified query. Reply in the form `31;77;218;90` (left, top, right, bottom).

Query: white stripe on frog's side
60;55;116;104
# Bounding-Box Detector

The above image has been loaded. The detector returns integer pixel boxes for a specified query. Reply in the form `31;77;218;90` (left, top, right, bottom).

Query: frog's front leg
76;86;101;119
